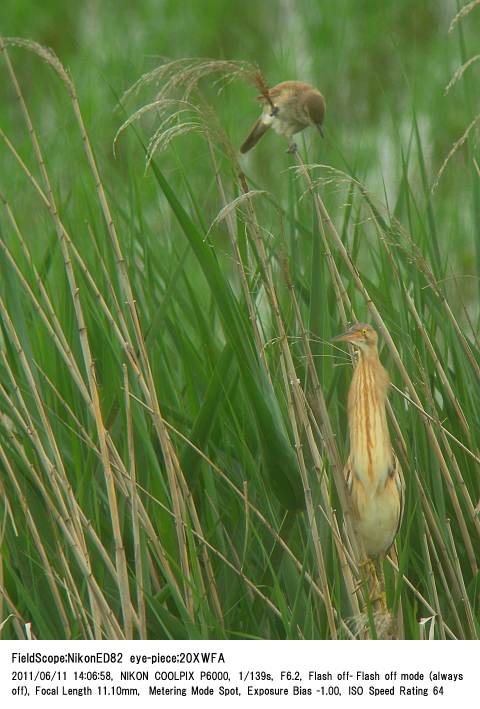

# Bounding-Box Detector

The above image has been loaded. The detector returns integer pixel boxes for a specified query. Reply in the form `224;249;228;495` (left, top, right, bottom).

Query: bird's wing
344;457;360;524
240;117;271;154
390;451;405;538
345;458;353;495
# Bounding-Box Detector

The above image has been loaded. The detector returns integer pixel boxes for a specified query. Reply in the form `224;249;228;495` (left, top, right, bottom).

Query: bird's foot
352;559;376;594
352;579;364;595
370;590;388;611
270;105;279;117
358;558;376;577
357;558;387;608
286;142;298;154
360;590;387;612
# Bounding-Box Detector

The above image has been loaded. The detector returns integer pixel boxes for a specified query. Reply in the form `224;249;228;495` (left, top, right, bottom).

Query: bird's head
332;323;378;353
303;90;326;135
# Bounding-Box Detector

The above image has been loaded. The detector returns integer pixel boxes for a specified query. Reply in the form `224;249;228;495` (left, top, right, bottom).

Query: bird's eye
362;328;367;336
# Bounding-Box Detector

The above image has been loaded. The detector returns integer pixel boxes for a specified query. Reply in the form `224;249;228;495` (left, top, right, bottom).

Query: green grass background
0;0;478;639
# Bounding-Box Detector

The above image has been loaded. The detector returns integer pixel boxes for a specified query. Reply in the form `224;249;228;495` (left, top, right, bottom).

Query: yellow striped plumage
334;323;404;559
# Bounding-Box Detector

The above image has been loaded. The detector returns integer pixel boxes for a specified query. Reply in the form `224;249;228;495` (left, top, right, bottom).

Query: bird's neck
348;348;392;485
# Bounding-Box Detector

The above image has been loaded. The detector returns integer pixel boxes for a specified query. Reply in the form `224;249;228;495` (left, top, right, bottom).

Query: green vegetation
0;1;478;639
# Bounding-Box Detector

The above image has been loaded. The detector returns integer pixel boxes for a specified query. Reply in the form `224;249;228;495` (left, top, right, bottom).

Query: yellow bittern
333;323;404;605
240;80;326;154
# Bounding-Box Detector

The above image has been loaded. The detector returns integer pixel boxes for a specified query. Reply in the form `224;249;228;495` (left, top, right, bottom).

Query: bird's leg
369;559;387;611
352;558;375;597
357;558;387;611
358;557;376;577
375;559;388;611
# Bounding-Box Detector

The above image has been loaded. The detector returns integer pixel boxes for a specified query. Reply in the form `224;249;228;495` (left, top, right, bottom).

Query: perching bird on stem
240;80;326;154
333;323;404;612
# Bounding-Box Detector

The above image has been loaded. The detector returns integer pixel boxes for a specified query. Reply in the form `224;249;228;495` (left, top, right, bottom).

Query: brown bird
240;80;326;154
333;323;404;593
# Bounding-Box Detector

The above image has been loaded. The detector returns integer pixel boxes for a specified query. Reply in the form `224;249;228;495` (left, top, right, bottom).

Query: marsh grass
0;7;478;640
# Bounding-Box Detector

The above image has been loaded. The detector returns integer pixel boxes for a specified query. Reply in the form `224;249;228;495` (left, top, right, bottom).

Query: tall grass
0;2;478;640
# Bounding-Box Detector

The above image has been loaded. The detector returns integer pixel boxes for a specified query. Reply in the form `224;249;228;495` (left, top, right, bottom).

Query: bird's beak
331;327;357;343
317;124;324;138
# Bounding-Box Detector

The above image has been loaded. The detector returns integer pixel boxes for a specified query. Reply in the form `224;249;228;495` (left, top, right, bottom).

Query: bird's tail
240;118;270;154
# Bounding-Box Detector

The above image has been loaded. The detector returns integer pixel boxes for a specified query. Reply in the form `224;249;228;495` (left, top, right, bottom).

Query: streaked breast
348;358;392;492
